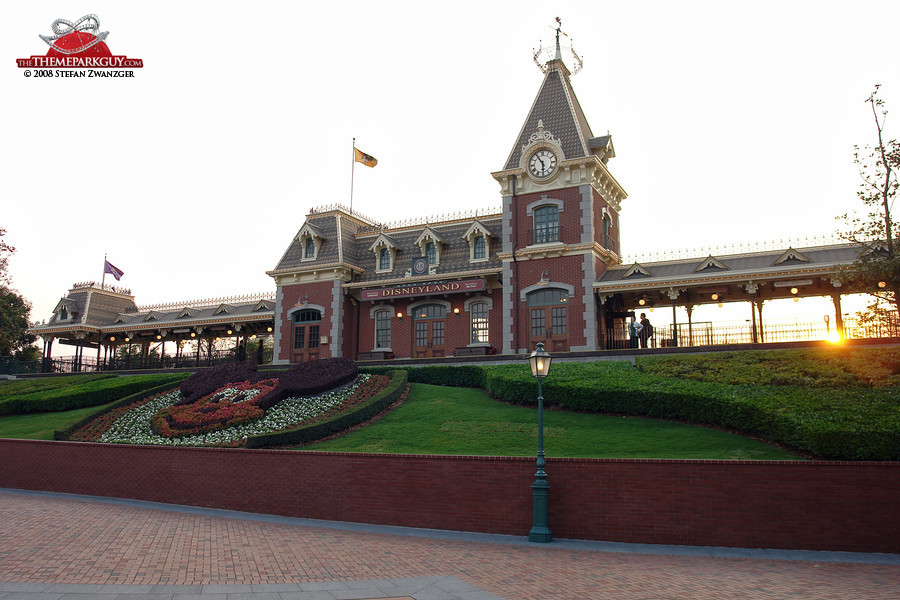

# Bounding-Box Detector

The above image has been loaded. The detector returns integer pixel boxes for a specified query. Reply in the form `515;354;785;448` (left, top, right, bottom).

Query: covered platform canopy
594;242;864;348
28;282;275;370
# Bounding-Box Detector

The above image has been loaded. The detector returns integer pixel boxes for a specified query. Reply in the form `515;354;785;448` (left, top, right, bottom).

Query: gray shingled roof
504;63;594;170
596;244;863;290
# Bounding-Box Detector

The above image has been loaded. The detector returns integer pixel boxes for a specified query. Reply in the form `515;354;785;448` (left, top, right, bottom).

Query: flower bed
79;373;387;447
151;378;279;438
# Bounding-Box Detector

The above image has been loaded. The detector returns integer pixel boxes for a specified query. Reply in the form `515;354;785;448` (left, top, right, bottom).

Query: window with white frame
533;205;559;244
425;242;436;265
462;220;492;263
375;309;391;349
470;301;489;344
304;236;315;259
378;247;391;271
473;235;486;259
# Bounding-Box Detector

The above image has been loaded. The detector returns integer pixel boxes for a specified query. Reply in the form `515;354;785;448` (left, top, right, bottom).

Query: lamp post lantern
527;342;552;543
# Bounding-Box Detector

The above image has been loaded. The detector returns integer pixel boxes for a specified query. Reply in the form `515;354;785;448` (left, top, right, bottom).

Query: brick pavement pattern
1;490;898;599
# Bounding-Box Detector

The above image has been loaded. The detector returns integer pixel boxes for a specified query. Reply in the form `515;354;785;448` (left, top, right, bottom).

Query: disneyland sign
361;279;485;301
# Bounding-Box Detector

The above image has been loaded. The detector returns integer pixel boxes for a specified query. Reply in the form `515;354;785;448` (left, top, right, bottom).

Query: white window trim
370;304;393;351
464;296;493;347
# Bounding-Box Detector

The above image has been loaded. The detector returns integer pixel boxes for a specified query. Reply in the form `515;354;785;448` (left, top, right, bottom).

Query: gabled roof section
414;227;445;248
52;298;76;314
252;299;274;312
622;263;653;278
462;219;493;242
589;135;615;164
504;63;594;170
297;222;325;241
143;311;163;322
773;247;812;266
693;256;730;273
368;232;401;252
213;303;235;315
176;307;198;319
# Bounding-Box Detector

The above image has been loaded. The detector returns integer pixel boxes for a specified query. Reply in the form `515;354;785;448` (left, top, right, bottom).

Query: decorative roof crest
532;17;583;76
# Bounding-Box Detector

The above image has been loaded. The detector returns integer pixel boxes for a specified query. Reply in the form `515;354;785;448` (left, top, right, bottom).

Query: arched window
304;236;315;259
375;310;391;349
473;235;486;259
470;301;489;343
379;247;391;271
533;205;559;244
425;242;436;265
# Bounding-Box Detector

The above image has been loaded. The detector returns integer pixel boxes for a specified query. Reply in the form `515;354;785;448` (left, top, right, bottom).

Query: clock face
529;149;557;178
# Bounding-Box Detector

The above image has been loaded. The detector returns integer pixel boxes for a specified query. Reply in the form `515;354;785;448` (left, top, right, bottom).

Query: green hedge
361;364;485;388
0;373;188;416
0;374;117;399
245;370;408;448
53;379;188;440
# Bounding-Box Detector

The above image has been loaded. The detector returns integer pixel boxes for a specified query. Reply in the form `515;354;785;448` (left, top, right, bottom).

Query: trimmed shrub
362;364;485;388
178;362;262;405
257;358;358;410
0;373;187;416
245;370;407;448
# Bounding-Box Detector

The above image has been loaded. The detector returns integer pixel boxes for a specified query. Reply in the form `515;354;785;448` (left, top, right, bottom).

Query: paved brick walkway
1;489;898;599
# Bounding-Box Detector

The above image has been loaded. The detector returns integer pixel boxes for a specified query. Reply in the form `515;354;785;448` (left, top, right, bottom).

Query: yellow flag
354;147;378;168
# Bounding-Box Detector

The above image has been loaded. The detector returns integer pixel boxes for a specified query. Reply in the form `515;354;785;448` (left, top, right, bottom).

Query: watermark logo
16;14;143;77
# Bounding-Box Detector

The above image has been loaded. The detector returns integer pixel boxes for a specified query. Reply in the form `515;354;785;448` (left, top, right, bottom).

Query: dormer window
462;220;493;263
370;233;400;274
414;227;445;267
59;307;68;321
296;223;325;262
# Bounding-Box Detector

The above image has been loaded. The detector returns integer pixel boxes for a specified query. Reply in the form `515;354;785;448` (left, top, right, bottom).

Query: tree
0;289;36;356
0;228;37;357
838;86;900;312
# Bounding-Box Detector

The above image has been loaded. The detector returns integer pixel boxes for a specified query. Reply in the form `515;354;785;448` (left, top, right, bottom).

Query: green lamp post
528;342;552;543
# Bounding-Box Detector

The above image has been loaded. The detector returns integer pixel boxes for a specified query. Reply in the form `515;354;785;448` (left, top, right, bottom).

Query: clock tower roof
503;23;600;171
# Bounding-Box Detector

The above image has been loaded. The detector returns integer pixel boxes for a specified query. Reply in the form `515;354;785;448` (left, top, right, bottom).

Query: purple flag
104;260;124;281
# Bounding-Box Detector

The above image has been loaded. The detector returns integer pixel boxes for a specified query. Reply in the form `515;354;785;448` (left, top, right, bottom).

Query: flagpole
101;253;107;289
350;137;356;214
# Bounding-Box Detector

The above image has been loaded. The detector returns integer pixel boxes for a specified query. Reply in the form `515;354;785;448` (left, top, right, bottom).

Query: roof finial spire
554;16;562;60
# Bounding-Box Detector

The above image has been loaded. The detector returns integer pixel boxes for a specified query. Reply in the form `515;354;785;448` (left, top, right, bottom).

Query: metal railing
603;315;896;350
2;348;276;375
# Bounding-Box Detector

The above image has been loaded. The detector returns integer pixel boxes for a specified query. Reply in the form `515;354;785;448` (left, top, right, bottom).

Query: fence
604;315;897;350
0;347;276;375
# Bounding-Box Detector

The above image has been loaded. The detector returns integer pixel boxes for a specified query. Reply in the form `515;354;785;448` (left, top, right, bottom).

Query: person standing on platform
639;313;652;349
628;316;643;349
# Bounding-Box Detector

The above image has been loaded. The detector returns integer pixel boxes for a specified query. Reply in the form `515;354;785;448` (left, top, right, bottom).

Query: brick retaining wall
1;439;897;553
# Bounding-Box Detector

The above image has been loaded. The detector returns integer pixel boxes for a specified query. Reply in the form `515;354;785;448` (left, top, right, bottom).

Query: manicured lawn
0;401;119;440
302;383;800;459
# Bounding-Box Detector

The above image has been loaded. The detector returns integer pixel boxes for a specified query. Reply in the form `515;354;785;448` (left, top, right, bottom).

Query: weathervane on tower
532;16;583;76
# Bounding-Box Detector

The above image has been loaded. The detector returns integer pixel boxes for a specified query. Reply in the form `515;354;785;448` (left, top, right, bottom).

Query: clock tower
492;21;627;354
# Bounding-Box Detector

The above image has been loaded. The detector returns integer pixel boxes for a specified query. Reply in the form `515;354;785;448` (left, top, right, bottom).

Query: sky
2;1;898;338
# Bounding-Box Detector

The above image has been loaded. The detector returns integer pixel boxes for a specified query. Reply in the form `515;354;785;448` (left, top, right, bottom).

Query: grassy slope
303;383;799;459
0;401;120;439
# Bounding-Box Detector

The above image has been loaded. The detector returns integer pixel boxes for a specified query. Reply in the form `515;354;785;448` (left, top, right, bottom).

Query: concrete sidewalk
1;488;898;599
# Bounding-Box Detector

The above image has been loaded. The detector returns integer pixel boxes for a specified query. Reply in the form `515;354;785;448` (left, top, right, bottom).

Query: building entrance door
527;288;569;352
412;304;447;358
292;309;321;363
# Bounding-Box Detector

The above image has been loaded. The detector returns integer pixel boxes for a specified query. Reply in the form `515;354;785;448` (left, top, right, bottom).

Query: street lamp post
528;342;552;543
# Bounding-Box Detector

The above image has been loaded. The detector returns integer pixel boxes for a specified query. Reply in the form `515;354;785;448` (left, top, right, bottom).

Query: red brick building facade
267;52;625;363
